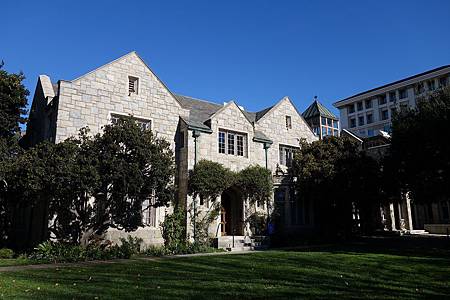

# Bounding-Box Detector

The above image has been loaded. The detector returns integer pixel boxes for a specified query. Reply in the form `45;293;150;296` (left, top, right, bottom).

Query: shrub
31;238;143;263
144;245;168;257
143;242;221;257
0;248;14;259
161;208;186;253
115;236;143;258
247;212;267;235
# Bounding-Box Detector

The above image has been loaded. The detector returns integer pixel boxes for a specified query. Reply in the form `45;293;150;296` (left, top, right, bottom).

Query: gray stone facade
26;52;318;246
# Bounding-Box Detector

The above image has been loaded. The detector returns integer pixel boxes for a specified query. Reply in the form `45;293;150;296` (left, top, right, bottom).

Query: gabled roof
174;93;277;127
175;94;222;130
70;51;184;108
302;99;338;120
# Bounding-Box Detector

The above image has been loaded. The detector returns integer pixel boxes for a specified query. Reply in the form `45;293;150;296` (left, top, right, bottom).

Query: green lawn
1;239;449;299
0;257;34;267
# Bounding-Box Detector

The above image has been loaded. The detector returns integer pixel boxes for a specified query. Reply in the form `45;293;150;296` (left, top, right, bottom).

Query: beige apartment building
334;65;450;137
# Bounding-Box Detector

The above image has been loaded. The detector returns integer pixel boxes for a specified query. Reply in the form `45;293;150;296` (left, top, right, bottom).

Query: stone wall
54;52;188;246
184;98;318;239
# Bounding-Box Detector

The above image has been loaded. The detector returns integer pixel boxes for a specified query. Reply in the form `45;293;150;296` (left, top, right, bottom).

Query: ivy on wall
188;160;273;241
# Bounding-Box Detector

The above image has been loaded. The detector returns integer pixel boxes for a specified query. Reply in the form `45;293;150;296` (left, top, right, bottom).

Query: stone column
401;193;413;230
389;203;396;230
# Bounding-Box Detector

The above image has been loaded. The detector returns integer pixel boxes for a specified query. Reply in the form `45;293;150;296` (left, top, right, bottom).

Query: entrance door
221;188;243;236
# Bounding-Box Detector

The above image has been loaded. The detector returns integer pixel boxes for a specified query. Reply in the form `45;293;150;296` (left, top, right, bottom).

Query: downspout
263;142;271;233
263;142;270;170
192;130;201;241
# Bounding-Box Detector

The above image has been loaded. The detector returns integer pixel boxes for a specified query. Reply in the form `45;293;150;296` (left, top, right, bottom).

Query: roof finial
314;95;318;101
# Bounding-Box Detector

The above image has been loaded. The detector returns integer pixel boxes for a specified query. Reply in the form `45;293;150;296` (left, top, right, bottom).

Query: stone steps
408;229;429;235
215;235;269;251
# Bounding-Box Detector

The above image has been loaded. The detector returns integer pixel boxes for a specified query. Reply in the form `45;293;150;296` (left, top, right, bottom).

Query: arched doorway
220;187;244;236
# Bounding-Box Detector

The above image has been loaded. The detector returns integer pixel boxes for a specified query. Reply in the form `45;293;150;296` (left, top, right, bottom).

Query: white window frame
109;112;152;131
218;129;248;157
279;144;298;167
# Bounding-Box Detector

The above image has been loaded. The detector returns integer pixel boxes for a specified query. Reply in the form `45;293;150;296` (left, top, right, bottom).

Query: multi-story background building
333;65;450;137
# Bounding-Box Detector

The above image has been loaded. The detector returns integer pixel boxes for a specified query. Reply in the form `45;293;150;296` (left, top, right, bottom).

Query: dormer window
128;76;139;95
286;116;292;129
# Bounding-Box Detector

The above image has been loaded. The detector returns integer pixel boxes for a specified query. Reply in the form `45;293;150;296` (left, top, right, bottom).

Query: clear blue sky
2;0;450;117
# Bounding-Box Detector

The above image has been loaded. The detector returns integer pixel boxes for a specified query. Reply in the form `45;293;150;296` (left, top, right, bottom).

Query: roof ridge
174;93;223;107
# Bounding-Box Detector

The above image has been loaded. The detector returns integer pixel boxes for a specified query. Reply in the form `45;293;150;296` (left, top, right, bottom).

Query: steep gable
256;97;316;143
209;101;254;126
71;51;185;110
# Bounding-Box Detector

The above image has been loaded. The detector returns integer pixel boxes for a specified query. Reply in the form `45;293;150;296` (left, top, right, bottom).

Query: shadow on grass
278;235;450;258
1;237;450;299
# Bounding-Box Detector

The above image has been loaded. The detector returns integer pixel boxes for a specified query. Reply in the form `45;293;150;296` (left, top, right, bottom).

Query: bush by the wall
31;237;143;263
0;248;14;259
161;208;186;253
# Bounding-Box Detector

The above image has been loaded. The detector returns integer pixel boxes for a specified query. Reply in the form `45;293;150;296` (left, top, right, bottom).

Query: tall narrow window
279;145;297;167
380;109;389;120
389;91;396;102
286;116;292;129
236;135;244;156
227;133;235;155
142;190;156;227
218;131;226;154
128;76;139;95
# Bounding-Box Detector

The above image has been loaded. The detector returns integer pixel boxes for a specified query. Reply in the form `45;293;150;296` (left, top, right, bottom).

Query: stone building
25;51;318;247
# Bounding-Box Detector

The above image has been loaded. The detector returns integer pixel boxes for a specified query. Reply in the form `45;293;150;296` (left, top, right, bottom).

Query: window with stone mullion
227;133;235;155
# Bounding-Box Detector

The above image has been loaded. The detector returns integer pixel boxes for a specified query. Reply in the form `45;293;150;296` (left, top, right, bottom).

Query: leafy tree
89;118;174;244
0;62;29;138
390;87;450;204
188;159;235;243
188;159;235;202
237;165;273;205
0;141;51;248
291;136;382;237
0;62;29;246
2;117;175;247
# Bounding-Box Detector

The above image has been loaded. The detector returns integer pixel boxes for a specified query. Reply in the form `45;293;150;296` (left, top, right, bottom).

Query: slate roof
174;93;283;143
175;93;274;128
302;99;338;120
175;94;222;130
